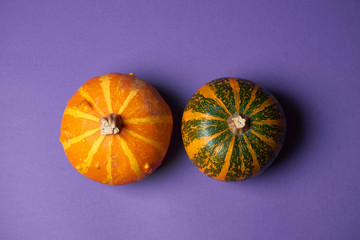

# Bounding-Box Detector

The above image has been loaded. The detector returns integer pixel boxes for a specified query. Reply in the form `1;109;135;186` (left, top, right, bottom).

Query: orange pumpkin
59;73;173;185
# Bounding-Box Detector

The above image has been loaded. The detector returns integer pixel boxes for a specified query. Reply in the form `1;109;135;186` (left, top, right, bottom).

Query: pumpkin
59;73;173;185
181;78;286;181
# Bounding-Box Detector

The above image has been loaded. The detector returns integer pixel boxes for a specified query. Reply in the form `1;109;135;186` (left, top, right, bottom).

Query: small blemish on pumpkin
112;162;117;166
80;100;93;113
63;129;71;139
111;153;118;159
95;163;100;169
144;163;152;173
134;79;145;88
76;165;81;170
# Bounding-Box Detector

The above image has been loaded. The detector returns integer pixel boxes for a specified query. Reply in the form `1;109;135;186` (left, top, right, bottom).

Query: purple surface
1;0;360;239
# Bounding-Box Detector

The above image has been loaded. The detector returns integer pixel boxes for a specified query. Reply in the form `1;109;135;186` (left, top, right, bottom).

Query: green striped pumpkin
181;78;286;181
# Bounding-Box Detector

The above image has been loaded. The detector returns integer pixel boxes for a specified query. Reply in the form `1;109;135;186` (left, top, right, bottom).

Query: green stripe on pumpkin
181;119;228;147
245;131;276;169
237;80;255;114
224;136;243;181
237;135;255;177
184;93;229;119
250;104;284;122
245;87;271;116
191;133;232;178
251;123;284;145
208;79;237;115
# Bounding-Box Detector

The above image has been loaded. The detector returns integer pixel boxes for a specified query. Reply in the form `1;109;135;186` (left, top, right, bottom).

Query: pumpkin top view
181;78;286;182
59;73;173;185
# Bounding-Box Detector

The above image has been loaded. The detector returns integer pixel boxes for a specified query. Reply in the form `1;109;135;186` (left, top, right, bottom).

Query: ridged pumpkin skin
59;73;173;185
181;78;286;181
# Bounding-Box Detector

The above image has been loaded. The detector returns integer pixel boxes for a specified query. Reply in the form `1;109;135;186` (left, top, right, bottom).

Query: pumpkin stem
100;114;122;136
227;113;250;135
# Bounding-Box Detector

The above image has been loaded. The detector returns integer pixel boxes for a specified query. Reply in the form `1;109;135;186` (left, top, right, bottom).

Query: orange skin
59;73;173;185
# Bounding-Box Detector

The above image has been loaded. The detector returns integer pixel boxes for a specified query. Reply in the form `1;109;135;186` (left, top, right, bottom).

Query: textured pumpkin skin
181;78;286;181
59;73;173;185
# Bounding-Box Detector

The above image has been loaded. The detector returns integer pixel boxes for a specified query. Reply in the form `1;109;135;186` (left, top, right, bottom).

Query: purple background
1;0;360;239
